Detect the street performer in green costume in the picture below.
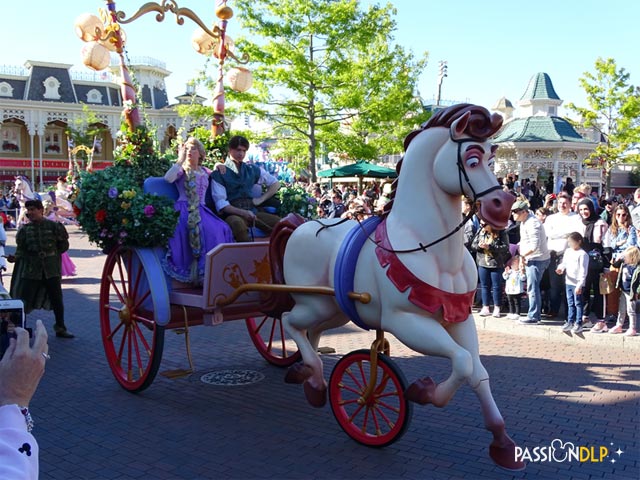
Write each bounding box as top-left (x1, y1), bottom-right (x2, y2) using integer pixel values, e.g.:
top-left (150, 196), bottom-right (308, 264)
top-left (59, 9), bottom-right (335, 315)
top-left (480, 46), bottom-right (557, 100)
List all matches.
top-left (6, 199), bottom-right (74, 338)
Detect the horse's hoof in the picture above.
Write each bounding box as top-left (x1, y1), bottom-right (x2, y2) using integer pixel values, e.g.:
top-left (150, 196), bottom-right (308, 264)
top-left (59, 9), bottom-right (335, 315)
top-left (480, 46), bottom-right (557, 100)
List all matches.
top-left (303, 381), bottom-right (327, 408)
top-left (284, 363), bottom-right (313, 384)
top-left (489, 438), bottom-right (526, 471)
top-left (405, 377), bottom-right (436, 405)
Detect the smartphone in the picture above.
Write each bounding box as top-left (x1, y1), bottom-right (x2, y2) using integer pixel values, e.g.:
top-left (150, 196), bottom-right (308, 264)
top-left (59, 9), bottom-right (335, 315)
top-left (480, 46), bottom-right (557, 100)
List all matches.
top-left (0, 299), bottom-right (25, 359)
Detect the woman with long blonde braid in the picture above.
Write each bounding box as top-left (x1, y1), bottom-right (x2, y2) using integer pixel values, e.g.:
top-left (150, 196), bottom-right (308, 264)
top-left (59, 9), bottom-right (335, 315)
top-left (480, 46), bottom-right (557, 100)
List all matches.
top-left (163, 137), bottom-right (234, 284)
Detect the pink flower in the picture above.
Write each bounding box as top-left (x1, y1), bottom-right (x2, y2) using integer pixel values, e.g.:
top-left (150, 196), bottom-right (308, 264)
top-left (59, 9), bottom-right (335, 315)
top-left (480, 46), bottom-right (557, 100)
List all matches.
top-left (143, 205), bottom-right (155, 217)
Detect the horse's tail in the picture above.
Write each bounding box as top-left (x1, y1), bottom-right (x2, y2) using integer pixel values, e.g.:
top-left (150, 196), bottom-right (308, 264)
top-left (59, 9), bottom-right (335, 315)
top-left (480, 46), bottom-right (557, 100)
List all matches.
top-left (261, 213), bottom-right (306, 318)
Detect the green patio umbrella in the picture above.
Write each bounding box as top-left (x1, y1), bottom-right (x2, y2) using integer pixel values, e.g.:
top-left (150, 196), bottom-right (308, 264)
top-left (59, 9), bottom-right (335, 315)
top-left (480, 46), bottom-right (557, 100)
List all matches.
top-left (317, 160), bottom-right (397, 192)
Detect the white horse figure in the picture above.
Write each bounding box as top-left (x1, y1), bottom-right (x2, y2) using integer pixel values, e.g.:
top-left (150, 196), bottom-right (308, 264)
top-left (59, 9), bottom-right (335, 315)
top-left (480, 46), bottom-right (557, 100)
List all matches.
top-left (278, 104), bottom-right (522, 470)
top-left (14, 176), bottom-right (39, 227)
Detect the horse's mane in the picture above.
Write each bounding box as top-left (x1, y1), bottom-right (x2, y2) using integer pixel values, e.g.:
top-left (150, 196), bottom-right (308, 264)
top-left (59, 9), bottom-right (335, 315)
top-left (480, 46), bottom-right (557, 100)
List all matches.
top-left (382, 104), bottom-right (503, 218)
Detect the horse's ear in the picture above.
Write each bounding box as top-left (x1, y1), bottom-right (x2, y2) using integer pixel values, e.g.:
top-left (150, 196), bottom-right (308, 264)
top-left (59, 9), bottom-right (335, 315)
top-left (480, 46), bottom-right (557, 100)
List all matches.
top-left (450, 111), bottom-right (471, 140)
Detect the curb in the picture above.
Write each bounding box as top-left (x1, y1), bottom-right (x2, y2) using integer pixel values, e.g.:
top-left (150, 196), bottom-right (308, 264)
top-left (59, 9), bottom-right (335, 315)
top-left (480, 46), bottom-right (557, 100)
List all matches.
top-left (473, 314), bottom-right (640, 351)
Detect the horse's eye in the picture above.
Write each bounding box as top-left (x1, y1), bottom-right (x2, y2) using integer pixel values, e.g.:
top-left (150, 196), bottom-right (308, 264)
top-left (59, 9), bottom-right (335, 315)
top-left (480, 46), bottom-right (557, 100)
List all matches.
top-left (487, 156), bottom-right (495, 168)
top-left (466, 156), bottom-right (480, 168)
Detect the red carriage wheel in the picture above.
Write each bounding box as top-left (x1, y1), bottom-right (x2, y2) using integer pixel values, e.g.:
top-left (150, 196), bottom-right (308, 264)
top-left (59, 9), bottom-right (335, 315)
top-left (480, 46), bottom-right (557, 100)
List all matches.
top-left (329, 349), bottom-right (412, 447)
top-left (246, 315), bottom-right (301, 367)
top-left (100, 247), bottom-right (167, 392)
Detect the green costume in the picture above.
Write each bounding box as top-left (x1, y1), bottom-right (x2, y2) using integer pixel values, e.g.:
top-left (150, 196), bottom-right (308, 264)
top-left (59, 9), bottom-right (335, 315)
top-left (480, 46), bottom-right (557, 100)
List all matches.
top-left (10, 219), bottom-right (69, 315)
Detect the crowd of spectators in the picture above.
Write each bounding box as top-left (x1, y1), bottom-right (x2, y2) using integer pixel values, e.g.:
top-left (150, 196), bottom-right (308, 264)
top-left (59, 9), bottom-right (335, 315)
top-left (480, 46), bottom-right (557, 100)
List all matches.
top-left (465, 173), bottom-right (640, 337)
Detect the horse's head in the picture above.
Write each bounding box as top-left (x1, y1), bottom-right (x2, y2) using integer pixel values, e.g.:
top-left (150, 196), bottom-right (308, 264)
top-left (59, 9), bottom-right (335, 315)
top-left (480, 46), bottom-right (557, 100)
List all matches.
top-left (396, 104), bottom-right (513, 230)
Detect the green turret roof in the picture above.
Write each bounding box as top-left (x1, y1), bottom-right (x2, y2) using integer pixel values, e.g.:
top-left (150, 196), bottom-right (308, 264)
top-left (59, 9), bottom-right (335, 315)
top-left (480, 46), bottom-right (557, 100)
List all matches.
top-left (493, 116), bottom-right (592, 143)
top-left (520, 72), bottom-right (560, 101)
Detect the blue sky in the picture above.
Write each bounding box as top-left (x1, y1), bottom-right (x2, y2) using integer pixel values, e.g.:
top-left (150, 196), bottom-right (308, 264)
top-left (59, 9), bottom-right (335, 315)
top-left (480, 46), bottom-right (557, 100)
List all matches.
top-left (3, 0), bottom-right (638, 117)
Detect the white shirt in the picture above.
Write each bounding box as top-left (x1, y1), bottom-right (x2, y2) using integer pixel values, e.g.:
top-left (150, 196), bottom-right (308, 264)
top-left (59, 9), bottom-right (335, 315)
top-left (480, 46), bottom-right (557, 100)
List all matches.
top-left (519, 213), bottom-right (550, 261)
top-left (558, 248), bottom-right (589, 289)
top-left (210, 159), bottom-right (278, 212)
top-left (0, 404), bottom-right (39, 480)
top-left (544, 211), bottom-right (581, 254)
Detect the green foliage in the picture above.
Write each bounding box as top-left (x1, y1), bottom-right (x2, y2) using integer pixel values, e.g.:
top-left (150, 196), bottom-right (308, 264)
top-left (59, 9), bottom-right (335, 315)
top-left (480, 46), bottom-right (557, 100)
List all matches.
top-left (233, 0), bottom-right (429, 180)
top-left (278, 184), bottom-right (316, 219)
top-left (567, 58), bottom-right (640, 187)
top-left (188, 126), bottom-right (231, 169)
top-left (74, 167), bottom-right (178, 252)
top-left (75, 122), bottom-right (177, 251)
top-left (65, 104), bottom-right (108, 160)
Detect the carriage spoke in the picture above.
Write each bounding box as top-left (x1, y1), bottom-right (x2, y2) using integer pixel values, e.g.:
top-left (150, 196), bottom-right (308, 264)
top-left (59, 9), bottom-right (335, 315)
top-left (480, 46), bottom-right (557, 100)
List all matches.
top-left (266, 317), bottom-right (277, 353)
top-left (339, 382), bottom-right (363, 396)
top-left (348, 403), bottom-right (365, 423)
top-left (338, 398), bottom-right (360, 406)
top-left (116, 255), bottom-right (128, 300)
top-left (253, 315), bottom-right (269, 335)
top-left (376, 400), bottom-right (400, 414)
top-left (131, 325), bottom-right (144, 378)
top-left (374, 372), bottom-right (392, 394)
top-left (127, 325), bottom-right (133, 382)
top-left (376, 391), bottom-right (400, 399)
top-left (357, 361), bottom-right (368, 388)
top-left (370, 405), bottom-right (383, 435)
top-left (278, 318), bottom-right (288, 358)
top-left (131, 264), bottom-right (143, 302)
top-left (131, 314), bottom-right (155, 329)
top-left (108, 275), bottom-right (126, 305)
top-left (106, 304), bottom-right (123, 313)
top-left (116, 325), bottom-right (128, 367)
top-left (107, 320), bottom-right (125, 341)
top-left (345, 368), bottom-right (365, 391)
top-left (361, 406), bottom-right (370, 434)
top-left (131, 290), bottom-right (152, 312)
top-left (373, 404), bottom-right (395, 429)
top-left (132, 320), bottom-right (152, 354)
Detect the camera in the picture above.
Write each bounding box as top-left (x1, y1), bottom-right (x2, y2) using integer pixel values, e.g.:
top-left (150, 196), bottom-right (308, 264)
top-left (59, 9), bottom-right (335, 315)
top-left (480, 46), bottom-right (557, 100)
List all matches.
top-left (0, 299), bottom-right (25, 359)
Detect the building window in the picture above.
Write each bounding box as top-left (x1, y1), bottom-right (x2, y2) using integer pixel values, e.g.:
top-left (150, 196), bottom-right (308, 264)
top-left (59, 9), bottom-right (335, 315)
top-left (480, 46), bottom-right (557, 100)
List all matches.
top-left (548, 106), bottom-right (557, 116)
top-left (1, 124), bottom-right (21, 152)
top-left (0, 82), bottom-right (13, 97)
top-left (86, 88), bottom-right (103, 104)
top-left (43, 76), bottom-right (61, 100)
top-left (44, 127), bottom-right (63, 154)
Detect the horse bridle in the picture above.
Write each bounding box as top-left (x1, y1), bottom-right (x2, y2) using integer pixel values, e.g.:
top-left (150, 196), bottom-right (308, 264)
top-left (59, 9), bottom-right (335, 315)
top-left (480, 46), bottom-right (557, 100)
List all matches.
top-left (315, 134), bottom-right (503, 254)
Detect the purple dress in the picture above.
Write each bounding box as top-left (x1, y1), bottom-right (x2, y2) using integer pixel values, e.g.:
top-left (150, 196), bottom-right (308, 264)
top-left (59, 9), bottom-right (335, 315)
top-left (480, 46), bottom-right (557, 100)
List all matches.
top-left (163, 166), bottom-right (234, 283)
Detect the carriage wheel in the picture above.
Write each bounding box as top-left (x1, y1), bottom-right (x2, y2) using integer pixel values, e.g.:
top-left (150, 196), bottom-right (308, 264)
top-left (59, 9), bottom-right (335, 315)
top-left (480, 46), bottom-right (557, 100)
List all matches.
top-left (246, 315), bottom-right (301, 367)
top-left (100, 247), bottom-right (166, 392)
top-left (329, 349), bottom-right (412, 447)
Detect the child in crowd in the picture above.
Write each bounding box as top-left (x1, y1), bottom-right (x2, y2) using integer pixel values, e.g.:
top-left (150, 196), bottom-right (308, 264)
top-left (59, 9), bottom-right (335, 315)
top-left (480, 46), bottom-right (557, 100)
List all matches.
top-left (610, 246), bottom-right (640, 336)
top-left (556, 232), bottom-right (589, 333)
top-left (502, 255), bottom-right (526, 319)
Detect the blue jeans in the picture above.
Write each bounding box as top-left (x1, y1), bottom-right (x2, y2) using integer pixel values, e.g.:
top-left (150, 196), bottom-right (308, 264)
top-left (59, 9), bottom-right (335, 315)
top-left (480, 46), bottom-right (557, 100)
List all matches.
top-left (525, 258), bottom-right (550, 321)
top-left (478, 266), bottom-right (504, 307)
top-left (566, 285), bottom-right (584, 324)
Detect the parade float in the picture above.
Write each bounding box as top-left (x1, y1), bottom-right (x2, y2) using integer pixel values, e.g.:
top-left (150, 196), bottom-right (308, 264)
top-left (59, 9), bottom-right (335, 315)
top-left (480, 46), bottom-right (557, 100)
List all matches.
top-left (74, 0), bottom-right (524, 471)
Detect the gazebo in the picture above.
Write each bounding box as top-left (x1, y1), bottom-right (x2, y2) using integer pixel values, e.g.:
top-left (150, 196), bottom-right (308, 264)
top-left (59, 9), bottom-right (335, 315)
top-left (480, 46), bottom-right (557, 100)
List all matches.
top-left (317, 160), bottom-right (397, 192)
top-left (492, 72), bottom-right (600, 193)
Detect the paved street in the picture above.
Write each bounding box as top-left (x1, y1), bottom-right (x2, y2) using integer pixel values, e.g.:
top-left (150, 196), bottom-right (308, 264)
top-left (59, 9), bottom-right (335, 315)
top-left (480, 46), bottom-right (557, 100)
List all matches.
top-left (2, 227), bottom-right (639, 480)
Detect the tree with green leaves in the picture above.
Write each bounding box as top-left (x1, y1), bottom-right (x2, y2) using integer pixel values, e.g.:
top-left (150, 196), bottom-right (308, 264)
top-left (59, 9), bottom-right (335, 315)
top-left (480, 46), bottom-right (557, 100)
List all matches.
top-left (567, 57), bottom-right (640, 188)
top-left (233, 0), bottom-right (428, 181)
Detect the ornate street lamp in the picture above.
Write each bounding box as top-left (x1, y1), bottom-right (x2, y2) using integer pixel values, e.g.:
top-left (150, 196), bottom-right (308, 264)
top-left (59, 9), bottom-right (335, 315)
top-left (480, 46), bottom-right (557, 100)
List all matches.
top-left (74, 0), bottom-right (251, 137)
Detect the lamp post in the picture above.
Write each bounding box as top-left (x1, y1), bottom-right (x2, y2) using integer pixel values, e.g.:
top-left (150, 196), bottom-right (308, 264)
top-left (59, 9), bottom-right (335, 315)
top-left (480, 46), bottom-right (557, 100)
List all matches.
top-left (74, 0), bottom-right (251, 137)
top-left (435, 60), bottom-right (448, 107)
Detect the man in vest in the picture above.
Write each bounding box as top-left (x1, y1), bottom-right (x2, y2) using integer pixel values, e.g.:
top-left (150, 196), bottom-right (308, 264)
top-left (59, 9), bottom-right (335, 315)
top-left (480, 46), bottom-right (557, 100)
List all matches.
top-left (209, 135), bottom-right (281, 242)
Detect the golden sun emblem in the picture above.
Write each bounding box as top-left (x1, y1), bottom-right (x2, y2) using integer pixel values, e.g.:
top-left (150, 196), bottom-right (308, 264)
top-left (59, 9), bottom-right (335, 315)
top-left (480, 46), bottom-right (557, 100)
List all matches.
top-left (222, 264), bottom-right (247, 289)
top-left (250, 254), bottom-right (271, 284)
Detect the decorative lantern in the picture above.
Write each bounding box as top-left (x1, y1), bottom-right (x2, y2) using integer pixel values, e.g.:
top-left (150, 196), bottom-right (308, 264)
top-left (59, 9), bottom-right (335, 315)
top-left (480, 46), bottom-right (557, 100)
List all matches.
top-left (74, 13), bottom-right (103, 42)
top-left (227, 67), bottom-right (252, 92)
top-left (81, 41), bottom-right (111, 71)
top-left (191, 28), bottom-right (216, 54)
top-left (216, 4), bottom-right (234, 20)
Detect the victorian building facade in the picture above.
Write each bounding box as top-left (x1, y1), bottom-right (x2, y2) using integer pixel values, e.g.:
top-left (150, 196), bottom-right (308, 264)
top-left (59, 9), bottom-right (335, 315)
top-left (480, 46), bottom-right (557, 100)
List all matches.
top-left (492, 72), bottom-right (601, 194)
top-left (0, 58), bottom-right (203, 189)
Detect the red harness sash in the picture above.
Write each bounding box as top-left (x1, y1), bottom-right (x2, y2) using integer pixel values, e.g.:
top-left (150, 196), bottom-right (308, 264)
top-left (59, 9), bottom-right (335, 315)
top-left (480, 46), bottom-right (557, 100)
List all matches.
top-left (375, 220), bottom-right (474, 323)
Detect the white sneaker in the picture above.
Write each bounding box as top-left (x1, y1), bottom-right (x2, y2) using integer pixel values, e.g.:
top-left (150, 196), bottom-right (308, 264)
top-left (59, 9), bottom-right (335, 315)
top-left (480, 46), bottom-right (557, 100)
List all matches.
top-left (493, 307), bottom-right (502, 318)
top-left (479, 306), bottom-right (491, 316)
top-left (507, 313), bottom-right (518, 320)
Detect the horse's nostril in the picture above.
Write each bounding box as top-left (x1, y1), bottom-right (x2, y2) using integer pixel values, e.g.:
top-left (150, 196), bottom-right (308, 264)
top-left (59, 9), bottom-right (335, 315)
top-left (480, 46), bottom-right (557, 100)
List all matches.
top-left (492, 198), bottom-right (501, 208)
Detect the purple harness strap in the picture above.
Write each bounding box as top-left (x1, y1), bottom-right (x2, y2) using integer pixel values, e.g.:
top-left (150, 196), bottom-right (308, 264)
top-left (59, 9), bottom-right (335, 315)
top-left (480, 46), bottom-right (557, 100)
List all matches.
top-left (333, 216), bottom-right (382, 331)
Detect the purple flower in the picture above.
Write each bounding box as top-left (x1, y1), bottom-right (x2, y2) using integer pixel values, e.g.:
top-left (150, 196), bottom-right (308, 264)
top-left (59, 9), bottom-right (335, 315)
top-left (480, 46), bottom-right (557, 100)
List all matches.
top-left (119, 231), bottom-right (128, 238)
top-left (108, 187), bottom-right (118, 198)
top-left (143, 205), bottom-right (155, 217)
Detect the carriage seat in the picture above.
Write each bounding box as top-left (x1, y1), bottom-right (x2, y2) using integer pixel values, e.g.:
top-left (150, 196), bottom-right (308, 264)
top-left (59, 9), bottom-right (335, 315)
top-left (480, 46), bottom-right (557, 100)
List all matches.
top-left (143, 177), bottom-right (179, 201)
